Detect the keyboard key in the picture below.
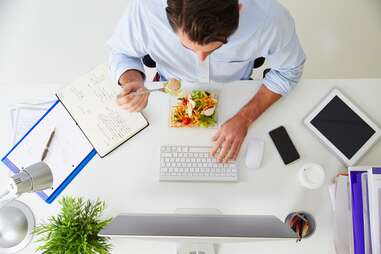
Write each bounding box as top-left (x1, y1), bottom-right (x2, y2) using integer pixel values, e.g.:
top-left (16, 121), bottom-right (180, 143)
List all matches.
top-left (188, 147), bottom-right (210, 153)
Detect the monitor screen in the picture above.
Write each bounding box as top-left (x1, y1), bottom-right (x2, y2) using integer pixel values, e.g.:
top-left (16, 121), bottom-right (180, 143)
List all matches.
top-left (310, 96), bottom-right (376, 159)
top-left (100, 214), bottom-right (296, 239)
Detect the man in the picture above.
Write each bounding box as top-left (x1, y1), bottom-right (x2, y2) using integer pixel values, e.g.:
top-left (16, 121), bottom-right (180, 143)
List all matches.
top-left (108, 0), bottom-right (305, 163)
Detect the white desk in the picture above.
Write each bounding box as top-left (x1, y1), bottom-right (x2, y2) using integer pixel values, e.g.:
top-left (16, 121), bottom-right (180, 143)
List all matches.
top-left (0, 79), bottom-right (381, 254)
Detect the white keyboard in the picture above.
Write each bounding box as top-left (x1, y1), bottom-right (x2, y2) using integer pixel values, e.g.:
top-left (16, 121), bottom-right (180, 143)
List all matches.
top-left (160, 145), bottom-right (238, 182)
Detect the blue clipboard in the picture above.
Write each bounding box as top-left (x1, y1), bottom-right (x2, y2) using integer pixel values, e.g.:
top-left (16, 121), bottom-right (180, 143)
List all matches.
top-left (1, 100), bottom-right (97, 204)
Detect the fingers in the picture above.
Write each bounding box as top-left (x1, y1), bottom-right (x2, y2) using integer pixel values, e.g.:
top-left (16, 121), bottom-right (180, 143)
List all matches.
top-left (117, 92), bottom-right (134, 106)
top-left (129, 93), bottom-right (148, 112)
top-left (117, 86), bottom-right (149, 112)
top-left (211, 135), bottom-right (224, 157)
top-left (212, 135), bottom-right (244, 163)
top-left (212, 130), bottom-right (221, 142)
top-left (232, 141), bottom-right (243, 160)
top-left (211, 114), bottom-right (248, 162)
top-left (120, 81), bottom-right (144, 93)
top-left (224, 140), bottom-right (240, 163)
top-left (217, 139), bottom-right (233, 163)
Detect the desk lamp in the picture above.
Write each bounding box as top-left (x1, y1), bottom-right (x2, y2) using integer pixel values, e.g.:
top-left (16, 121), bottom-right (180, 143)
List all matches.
top-left (0, 161), bottom-right (53, 253)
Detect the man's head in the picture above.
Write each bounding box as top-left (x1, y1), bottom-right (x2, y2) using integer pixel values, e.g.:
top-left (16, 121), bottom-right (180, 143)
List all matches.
top-left (166, 0), bottom-right (240, 61)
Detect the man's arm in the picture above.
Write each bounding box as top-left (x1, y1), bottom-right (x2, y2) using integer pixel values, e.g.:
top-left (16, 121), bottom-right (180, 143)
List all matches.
top-left (108, 0), bottom-right (150, 84)
top-left (211, 85), bottom-right (281, 162)
top-left (108, 0), bottom-right (152, 111)
top-left (260, 2), bottom-right (305, 95)
top-left (236, 85), bottom-right (281, 124)
top-left (211, 3), bottom-right (305, 162)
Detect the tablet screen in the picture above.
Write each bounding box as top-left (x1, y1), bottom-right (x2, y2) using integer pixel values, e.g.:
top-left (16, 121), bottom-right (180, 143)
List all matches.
top-left (310, 96), bottom-right (376, 159)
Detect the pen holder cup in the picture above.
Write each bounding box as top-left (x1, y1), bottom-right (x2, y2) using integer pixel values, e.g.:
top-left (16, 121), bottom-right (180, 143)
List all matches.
top-left (285, 212), bottom-right (316, 240)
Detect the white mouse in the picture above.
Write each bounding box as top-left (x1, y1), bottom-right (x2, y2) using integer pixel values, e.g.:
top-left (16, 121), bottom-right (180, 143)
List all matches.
top-left (245, 138), bottom-right (265, 169)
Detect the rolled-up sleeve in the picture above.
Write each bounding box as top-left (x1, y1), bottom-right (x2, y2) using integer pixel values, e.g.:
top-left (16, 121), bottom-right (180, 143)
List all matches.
top-left (260, 3), bottom-right (306, 95)
top-left (107, 0), bottom-right (148, 84)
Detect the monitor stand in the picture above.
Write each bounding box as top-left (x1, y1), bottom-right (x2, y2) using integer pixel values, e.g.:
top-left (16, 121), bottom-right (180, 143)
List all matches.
top-left (175, 208), bottom-right (222, 254)
top-left (178, 243), bottom-right (215, 254)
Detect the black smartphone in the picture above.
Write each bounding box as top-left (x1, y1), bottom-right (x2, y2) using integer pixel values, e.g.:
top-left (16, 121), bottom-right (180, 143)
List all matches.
top-left (269, 126), bottom-right (300, 165)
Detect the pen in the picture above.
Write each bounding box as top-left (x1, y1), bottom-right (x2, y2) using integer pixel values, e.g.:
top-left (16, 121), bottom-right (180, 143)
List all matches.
top-left (41, 128), bottom-right (56, 161)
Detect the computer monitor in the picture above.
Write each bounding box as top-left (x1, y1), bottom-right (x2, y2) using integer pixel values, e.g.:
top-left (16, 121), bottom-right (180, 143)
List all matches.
top-left (99, 212), bottom-right (297, 254)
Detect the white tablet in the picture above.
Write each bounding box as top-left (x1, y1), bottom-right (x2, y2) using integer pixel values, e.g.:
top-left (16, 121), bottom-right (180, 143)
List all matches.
top-left (304, 89), bottom-right (381, 166)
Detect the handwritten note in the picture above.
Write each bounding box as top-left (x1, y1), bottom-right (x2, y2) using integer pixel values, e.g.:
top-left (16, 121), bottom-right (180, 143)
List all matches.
top-left (56, 65), bottom-right (148, 157)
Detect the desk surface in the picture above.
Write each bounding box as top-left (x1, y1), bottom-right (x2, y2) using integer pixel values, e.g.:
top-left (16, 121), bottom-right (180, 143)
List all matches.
top-left (0, 79), bottom-right (380, 254)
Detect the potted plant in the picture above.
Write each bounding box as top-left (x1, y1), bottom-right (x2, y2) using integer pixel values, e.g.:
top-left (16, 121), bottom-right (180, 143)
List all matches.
top-left (33, 197), bottom-right (112, 254)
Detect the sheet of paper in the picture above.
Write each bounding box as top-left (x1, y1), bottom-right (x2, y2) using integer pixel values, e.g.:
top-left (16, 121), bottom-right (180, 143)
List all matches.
top-left (7, 102), bottom-right (94, 197)
top-left (12, 104), bottom-right (54, 144)
top-left (333, 175), bottom-right (352, 254)
top-left (368, 170), bottom-right (381, 254)
top-left (10, 107), bottom-right (16, 129)
top-left (328, 182), bottom-right (336, 211)
top-left (56, 65), bottom-right (148, 157)
top-left (361, 174), bottom-right (372, 254)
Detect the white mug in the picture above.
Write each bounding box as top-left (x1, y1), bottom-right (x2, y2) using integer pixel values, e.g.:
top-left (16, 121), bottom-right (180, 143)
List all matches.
top-left (298, 163), bottom-right (326, 189)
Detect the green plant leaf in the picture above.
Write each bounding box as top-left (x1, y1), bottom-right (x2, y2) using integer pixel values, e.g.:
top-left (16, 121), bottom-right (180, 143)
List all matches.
top-left (33, 197), bottom-right (112, 254)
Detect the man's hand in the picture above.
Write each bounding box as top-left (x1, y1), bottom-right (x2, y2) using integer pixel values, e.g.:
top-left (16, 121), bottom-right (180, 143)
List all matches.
top-left (211, 85), bottom-right (282, 163)
top-left (117, 70), bottom-right (149, 112)
top-left (211, 113), bottom-right (251, 163)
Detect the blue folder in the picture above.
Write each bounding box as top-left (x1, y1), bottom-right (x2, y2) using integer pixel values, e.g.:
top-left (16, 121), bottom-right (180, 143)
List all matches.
top-left (1, 100), bottom-right (97, 204)
top-left (349, 167), bottom-right (381, 254)
top-left (350, 169), bottom-right (367, 254)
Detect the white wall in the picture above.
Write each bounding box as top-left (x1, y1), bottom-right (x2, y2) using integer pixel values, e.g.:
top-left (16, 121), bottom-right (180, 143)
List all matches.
top-left (281, 0), bottom-right (381, 79)
top-left (0, 0), bottom-right (127, 85)
top-left (0, 0), bottom-right (380, 85)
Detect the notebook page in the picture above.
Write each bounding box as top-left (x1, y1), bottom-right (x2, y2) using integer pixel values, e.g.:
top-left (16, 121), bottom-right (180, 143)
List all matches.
top-left (56, 65), bottom-right (148, 157)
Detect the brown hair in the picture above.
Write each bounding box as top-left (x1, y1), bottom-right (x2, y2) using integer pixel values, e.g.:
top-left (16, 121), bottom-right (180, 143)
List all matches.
top-left (166, 0), bottom-right (239, 45)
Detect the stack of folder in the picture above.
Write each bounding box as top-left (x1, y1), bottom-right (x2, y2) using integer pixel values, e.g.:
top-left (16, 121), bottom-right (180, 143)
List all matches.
top-left (349, 166), bottom-right (381, 254)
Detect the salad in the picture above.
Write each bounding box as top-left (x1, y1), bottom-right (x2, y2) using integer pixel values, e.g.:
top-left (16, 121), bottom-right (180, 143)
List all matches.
top-left (170, 90), bottom-right (218, 128)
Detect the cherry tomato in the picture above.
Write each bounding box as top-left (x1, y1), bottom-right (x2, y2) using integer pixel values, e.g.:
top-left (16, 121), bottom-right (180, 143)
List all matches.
top-left (182, 117), bottom-right (191, 125)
